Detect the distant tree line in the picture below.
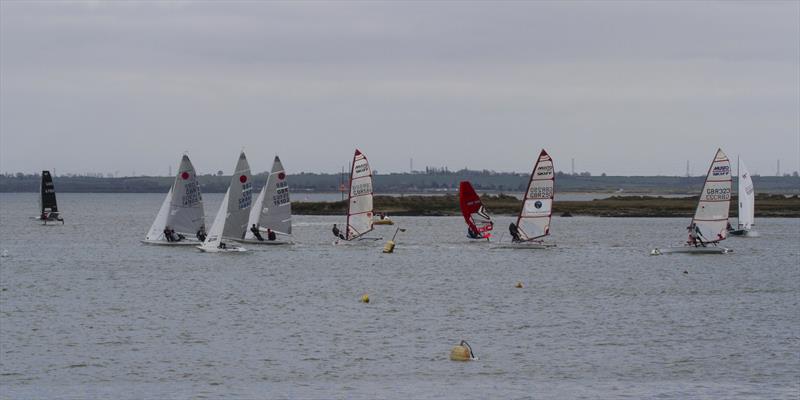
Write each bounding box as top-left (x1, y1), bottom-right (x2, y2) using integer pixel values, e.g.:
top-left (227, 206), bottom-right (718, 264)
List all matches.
top-left (2, 169), bottom-right (799, 194)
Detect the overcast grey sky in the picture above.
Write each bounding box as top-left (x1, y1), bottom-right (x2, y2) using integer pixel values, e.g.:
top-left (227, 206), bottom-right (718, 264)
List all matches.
top-left (1, 0), bottom-right (798, 176)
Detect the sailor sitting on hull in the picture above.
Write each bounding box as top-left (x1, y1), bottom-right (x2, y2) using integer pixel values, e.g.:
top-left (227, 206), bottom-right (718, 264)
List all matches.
top-left (687, 223), bottom-right (708, 247)
top-left (332, 224), bottom-right (345, 240)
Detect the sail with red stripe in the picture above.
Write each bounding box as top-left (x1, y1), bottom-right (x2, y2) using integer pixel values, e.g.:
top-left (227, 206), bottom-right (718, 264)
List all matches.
top-left (459, 181), bottom-right (493, 239)
top-left (516, 149), bottom-right (554, 241)
top-left (346, 149), bottom-right (374, 240)
top-left (690, 148), bottom-right (731, 244)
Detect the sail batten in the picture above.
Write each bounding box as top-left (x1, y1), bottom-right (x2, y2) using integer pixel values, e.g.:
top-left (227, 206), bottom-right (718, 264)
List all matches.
top-left (516, 149), bottom-right (554, 241)
top-left (345, 149), bottom-right (374, 240)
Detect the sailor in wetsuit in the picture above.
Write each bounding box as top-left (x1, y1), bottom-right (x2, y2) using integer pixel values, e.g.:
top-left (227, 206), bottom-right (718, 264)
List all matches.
top-left (251, 224), bottom-right (265, 241)
top-left (509, 223), bottom-right (522, 243)
top-left (687, 223), bottom-right (706, 247)
top-left (267, 228), bottom-right (276, 241)
top-left (332, 224), bottom-right (345, 240)
top-left (467, 227), bottom-right (480, 239)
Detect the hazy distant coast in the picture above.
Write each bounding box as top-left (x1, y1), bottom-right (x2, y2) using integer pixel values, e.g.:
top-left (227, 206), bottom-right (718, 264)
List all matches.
top-left (295, 194), bottom-right (800, 218)
top-left (2, 172), bottom-right (799, 195)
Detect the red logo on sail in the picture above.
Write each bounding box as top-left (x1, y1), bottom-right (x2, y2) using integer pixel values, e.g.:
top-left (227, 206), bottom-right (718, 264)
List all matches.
top-left (278, 172), bottom-right (286, 180)
top-left (239, 175), bottom-right (247, 183)
top-left (181, 172), bottom-right (190, 180)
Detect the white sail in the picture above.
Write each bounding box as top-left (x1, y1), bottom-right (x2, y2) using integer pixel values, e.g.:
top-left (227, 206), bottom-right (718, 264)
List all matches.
top-left (245, 156), bottom-right (291, 239)
top-left (144, 187), bottom-right (173, 241)
top-left (201, 188), bottom-right (230, 251)
top-left (691, 148), bottom-right (732, 243)
top-left (737, 158), bottom-right (755, 230)
top-left (167, 155), bottom-right (205, 235)
top-left (222, 151), bottom-right (253, 240)
top-left (346, 149), bottom-right (374, 240)
top-left (516, 149), bottom-right (554, 241)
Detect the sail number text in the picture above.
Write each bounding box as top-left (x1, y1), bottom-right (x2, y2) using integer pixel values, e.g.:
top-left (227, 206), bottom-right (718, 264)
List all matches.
top-left (351, 182), bottom-right (372, 196)
top-left (182, 181), bottom-right (202, 206)
top-left (705, 187), bottom-right (730, 201)
top-left (272, 181), bottom-right (290, 206)
top-left (528, 186), bottom-right (553, 199)
top-left (239, 182), bottom-right (253, 209)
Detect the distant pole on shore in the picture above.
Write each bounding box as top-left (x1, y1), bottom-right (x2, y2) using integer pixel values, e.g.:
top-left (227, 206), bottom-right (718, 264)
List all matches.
top-left (686, 160), bottom-right (690, 177)
top-left (777, 159), bottom-right (781, 176)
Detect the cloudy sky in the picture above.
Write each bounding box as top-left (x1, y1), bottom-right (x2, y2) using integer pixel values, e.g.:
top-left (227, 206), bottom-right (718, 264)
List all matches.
top-left (1, 1), bottom-right (798, 176)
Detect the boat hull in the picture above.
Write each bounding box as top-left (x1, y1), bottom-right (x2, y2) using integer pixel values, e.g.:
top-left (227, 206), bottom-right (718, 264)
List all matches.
top-left (141, 239), bottom-right (201, 246)
top-left (234, 238), bottom-right (294, 245)
top-left (373, 219), bottom-right (394, 225)
top-left (196, 245), bottom-right (247, 253)
top-left (728, 229), bottom-right (760, 238)
top-left (492, 241), bottom-right (556, 250)
top-left (651, 246), bottom-right (732, 255)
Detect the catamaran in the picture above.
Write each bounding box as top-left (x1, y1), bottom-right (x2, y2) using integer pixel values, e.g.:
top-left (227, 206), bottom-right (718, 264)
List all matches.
top-left (652, 148), bottom-right (733, 255)
top-left (458, 181), bottom-right (493, 241)
top-left (38, 170), bottom-right (64, 224)
top-left (497, 149), bottom-right (556, 249)
top-left (143, 155), bottom-right (205, 245)
top-left (333, 149), bottom-right (381, 244)
top-left (728, 157), bottom-right (759, 237)
top-left (237, 155), bottom-right (293, 245)
top-left (198, 151), bottom-right (252, 253)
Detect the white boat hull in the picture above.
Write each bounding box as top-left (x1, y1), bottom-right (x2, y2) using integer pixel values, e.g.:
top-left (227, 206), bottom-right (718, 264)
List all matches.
top-left (197, 245), bottom-right (247, 253)
top-left (141, 239), bottom-right (201, 246)
top-left (650, 246), bottom-right (732, 255)
top-left (492, 241), bottom-right (556, 250)
top-left (728, 229), bottom-right (760, 238)
top-left (234, 238), bottom-right (294, 245)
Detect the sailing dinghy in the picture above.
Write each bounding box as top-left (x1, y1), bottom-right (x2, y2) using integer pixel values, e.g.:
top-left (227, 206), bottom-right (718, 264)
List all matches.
top-left (142, 155), bottom-right (205, 245)
top-left (495, 149), bottom-right (556, 249)
top-left (237, 155), bottom-right (293, 245)
top-left (651, 148), bottom-right (733, 255)
top-left (728, 157), bottom-right (759, 237)
top-left (458, 181), bottom-right (493, 241)
top-left (334, 149), bottom-right (382, 245)
top-left (38, 170), bottom-right (64, 224)
top-left (198, 151), bottom-right (252, 253)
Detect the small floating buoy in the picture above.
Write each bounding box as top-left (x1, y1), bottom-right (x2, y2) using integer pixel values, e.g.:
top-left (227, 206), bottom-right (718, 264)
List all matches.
top-left (449, 340), bottom-right (476, 361)
top-left (515, 281), bottom-right (523, 288)
top-left (650, 248), bottom-right (662, 256)
top-left (382, 240), bottom-right (395, 253)
top-left (683, 270), bottom-right (688, 274)
top-left (360, 293), bottom-right (370, 303)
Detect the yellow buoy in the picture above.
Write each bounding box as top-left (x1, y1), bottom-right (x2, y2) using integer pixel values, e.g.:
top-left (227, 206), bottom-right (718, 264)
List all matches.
top-left (449, 340), bottom-right (475, 361)
top-left (360, 293), bottom-right (370, 303)
top-left (382, 240), bottom-right (395, 253)
top-left (515, 281), bottom-right (523, 288)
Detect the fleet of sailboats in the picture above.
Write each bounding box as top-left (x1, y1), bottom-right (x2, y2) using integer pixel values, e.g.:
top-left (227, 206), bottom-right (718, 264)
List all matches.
top-left (35, 146), bottom-right (762, 255)
top-left (652, 148), bottom-right (733, 255)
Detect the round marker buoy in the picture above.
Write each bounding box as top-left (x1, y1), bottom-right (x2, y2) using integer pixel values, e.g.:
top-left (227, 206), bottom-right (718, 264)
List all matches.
top-left (515, 281), bottom-right (523, 288)
top-left (449, 340), bottom-right (476, 361)
top-left (360, 294), bottom-right (370, 303)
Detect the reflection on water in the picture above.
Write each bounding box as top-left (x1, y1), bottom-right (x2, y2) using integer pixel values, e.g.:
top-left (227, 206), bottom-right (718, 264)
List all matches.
top-left (1, 193), bottom-right (798, 399)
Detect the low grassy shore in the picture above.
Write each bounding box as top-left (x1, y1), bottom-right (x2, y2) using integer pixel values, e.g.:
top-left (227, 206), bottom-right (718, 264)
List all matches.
top-left (293, 194), bottom-right (800, 217)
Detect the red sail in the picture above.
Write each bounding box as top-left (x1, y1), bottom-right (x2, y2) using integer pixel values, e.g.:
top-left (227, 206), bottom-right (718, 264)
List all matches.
top-left (458, 181), bottom-right (493, 238)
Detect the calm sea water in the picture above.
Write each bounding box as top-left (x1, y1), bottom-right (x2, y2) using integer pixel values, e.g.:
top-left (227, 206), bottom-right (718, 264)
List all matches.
top-left (1, 193), bottom-right (798, 399)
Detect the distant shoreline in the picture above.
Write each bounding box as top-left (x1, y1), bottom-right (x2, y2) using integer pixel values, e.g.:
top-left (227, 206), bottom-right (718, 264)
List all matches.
top-left (293, 194), bottom-right (800, 218)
